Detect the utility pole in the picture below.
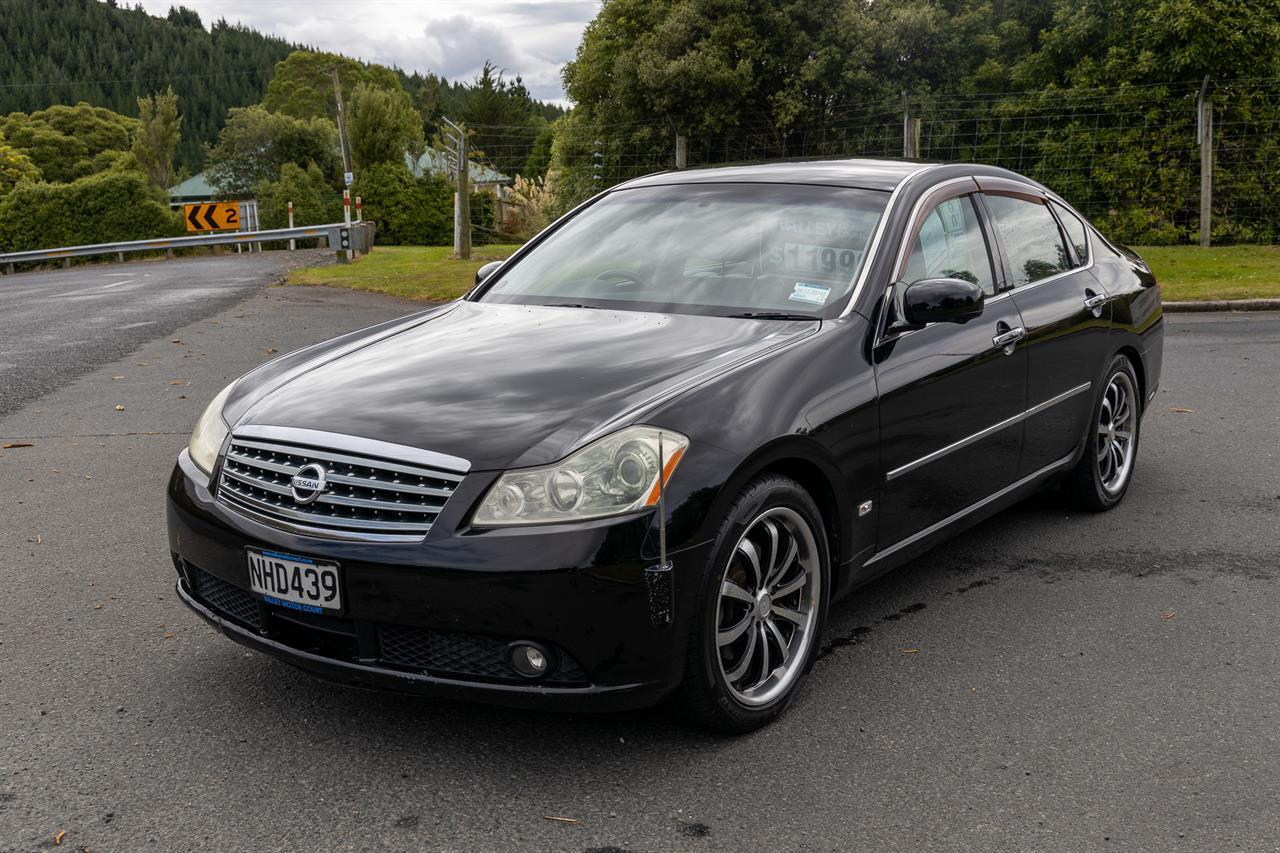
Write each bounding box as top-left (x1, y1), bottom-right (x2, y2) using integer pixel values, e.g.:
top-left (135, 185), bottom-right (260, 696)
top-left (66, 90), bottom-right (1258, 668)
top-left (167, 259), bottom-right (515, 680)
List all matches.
top-left (328, 66), bottom-right (354, 188)
top-left (901, 91), bottom-right (911, 158)
top-left (442, 117), bottom-right (471, 259)
top-left (1196, 76), bottom-right (1213, 248)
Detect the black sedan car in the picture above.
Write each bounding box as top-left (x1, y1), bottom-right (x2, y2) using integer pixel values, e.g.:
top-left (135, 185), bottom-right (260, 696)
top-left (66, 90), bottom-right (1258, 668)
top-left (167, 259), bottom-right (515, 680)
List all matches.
top-left (169, 159), bottom-right (1162, 732)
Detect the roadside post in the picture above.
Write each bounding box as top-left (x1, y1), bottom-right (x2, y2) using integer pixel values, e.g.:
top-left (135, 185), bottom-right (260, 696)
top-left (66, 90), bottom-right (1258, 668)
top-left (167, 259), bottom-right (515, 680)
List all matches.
top-left (355, 197), bottom-right (362, 223)
top-left (342, 190), bottom-right (352, 261)
top-left (287, 201), bottom-right (295, 251)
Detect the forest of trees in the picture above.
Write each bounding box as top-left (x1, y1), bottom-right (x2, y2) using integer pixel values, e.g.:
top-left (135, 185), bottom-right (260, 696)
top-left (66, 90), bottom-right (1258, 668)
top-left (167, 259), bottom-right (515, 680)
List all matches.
top-left (0, 0), bottom-right (565, 175)
top-left (3, 0), bottom-right (1280, 248)
top-left (550, 0), bottom-right (1280, 243)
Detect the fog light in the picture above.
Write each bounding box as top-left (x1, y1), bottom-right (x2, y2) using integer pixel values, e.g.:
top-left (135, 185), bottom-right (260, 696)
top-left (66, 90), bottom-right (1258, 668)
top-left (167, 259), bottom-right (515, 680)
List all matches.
top-left (507, 641), bottom-right (555, 679)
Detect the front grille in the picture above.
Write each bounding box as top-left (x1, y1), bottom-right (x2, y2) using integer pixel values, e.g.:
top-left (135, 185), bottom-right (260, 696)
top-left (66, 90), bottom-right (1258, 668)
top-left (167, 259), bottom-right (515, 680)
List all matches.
top-left (216, 433), bottom-right (463, 539)
top-left (379, 625), bottom-right (589, 686)
top-left (192, 568), bottom-right (260, 629)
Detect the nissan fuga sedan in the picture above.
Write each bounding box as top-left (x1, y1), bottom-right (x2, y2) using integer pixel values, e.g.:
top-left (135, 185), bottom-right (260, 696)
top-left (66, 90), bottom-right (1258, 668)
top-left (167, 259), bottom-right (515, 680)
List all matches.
top-left (169, 159), bottom-right (1162, 732)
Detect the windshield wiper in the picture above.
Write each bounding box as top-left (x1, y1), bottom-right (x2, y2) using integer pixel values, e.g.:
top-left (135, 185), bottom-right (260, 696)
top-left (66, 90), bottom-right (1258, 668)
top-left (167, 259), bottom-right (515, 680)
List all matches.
top-left (723, 312), bottom-right (818, 320)
top-left (534, 302), bottom-right (601, 310)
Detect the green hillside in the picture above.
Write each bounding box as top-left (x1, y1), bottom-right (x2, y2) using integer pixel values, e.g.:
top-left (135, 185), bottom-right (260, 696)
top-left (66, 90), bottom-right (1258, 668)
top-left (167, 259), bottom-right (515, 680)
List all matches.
top-left (0, 0), bottom-right (300, 170)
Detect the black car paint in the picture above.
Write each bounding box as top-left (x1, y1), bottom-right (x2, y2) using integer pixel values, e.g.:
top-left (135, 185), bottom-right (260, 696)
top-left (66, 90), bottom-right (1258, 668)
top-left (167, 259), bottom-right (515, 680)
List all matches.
top-left (169, 159), bottom-right (1163, 710)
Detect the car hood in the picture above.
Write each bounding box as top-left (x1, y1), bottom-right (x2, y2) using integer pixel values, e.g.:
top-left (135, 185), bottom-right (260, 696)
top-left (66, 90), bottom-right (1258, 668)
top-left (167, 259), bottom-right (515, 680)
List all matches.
top-left (235, 301), bottom-right (817, 470)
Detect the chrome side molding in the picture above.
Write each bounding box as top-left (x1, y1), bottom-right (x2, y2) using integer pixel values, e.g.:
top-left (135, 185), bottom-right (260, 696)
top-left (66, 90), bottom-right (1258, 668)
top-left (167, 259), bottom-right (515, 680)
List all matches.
top-left (886, 382), bottom-right (1091, 482)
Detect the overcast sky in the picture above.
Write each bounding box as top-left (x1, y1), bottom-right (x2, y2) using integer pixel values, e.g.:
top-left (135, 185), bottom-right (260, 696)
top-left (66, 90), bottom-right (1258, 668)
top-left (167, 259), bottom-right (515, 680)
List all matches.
top-left (131, 0), bottom-right (600, 104)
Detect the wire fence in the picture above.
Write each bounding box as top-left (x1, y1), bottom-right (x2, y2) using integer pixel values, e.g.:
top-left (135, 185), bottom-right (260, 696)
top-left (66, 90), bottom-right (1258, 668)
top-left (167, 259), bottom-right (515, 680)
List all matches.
top-left (470, 77), bottom-right (1280, 245)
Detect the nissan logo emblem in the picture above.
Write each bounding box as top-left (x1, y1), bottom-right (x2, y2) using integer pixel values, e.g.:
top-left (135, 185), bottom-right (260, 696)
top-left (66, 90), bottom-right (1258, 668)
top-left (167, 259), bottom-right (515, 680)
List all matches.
top-left (290, 463), bottom-right (328, 505)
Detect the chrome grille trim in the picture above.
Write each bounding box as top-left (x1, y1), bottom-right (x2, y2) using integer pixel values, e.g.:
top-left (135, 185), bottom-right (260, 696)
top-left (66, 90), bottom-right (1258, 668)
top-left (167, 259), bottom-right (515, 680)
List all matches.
top-left (215, 429), bottom-right (466, 541)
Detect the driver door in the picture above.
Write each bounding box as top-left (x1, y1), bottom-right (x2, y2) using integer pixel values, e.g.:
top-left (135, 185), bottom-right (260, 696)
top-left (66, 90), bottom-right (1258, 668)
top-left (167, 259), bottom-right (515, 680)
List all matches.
top-left (872, 184), bottom-right (1028, 549)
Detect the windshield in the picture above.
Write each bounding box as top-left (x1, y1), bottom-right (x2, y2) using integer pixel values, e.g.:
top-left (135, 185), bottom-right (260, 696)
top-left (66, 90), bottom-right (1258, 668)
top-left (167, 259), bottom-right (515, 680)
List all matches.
top-left (475, 183), bottom-right (888, 318)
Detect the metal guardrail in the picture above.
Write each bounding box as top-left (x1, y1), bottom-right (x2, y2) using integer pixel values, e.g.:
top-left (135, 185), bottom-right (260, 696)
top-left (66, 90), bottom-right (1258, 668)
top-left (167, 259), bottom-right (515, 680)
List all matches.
top-left (0, 222), bottom-right (374, 271)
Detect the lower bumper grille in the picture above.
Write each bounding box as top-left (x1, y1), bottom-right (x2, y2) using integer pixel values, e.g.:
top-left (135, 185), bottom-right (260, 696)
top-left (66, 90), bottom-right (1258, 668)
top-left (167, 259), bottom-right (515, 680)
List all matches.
top-left (192, 567), bottom-right (260, 629)
top-left (380, 625), bottom-right (589, 686)
top-left (184, 567), bottom-right (588, 687)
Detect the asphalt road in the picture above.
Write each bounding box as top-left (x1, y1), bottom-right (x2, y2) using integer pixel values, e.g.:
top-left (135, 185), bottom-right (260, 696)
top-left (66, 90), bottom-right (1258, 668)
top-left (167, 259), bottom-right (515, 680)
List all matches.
top-left (0, 252), bottom-right (330, 418)
top-left (1, 272), bottom-right (1278, 851)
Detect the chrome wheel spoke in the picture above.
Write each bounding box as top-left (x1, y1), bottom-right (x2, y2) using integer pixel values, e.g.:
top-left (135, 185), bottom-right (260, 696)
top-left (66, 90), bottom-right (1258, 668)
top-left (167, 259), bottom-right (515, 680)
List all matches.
top-left (760, 519), bottom-right (780, 582)
top-left (772, 569), bottom-right (806, 598)
top-left (724, 620), bottom-right (758, 682)
top-left (771, 603), bottom-right (804, 626)
top-left (718, 612), bottom-right (753, 647)
top-left (721, 579), bottom-right (754, 605)
top-left (748, 624), bottom-right (772, 691)
top-left (765, 618), bottom-right (790, 664)
top-left (736, 539), bottom-right (764, 591)
top-left (766, 534), bottom-right (798, 590)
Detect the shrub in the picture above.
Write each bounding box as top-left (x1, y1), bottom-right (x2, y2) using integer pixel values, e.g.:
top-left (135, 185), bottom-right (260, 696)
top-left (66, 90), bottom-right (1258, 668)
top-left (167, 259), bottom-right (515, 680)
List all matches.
top-left (253, 161), bottom-right (341, 230)
top-left (350, 162), bottom-right (453, 245)
top-left (0, 170), bottom-right (180, 252)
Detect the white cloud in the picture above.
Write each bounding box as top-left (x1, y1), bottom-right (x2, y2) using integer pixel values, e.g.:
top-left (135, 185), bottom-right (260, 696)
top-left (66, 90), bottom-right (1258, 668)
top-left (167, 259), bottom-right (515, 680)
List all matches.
top-left (129, 0), bottom-right (597, 103)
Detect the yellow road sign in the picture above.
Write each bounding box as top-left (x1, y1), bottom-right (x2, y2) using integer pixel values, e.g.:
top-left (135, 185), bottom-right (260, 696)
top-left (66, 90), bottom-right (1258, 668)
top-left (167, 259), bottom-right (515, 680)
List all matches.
top-left (184, 202), bottom-right (240, 232)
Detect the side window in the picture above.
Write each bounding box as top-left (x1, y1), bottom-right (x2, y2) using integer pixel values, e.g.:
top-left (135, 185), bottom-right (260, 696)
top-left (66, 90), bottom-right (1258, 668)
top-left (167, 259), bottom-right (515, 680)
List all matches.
top-left (902, 196), bottom-right (995, 296)
top-left (1051, 200), bottom-right (1090, 265)
top-left (983, 194), bottom-right (1070, 287)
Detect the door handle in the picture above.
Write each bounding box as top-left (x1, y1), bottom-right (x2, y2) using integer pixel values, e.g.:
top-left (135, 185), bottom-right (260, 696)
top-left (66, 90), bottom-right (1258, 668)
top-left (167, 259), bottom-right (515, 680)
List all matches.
top-left (1084, 291), bottom-right (1107, 316)
top-left (992, 326), bottom-right (1026, 351)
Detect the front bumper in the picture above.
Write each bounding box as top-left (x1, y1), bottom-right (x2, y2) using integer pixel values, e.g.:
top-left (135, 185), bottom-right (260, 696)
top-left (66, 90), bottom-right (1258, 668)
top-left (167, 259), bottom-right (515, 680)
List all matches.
top-left (168, 451), bottom-right (713, 712)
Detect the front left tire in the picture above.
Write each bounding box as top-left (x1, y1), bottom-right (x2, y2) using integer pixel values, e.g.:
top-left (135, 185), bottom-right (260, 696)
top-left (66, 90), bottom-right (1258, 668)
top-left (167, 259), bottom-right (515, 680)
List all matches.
top-left (677, 474), bottom-right (830, 733)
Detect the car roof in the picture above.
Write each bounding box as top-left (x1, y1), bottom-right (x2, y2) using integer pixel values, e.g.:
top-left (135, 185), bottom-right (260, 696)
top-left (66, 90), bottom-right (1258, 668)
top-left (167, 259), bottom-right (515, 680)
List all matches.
top-left (616, 158), bottom-right (940, 192)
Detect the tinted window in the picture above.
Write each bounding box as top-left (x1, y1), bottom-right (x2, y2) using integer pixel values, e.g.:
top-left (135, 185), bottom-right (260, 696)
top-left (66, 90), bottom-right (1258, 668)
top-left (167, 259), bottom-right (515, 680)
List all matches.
top-left (479, 183), bottom-right (888, 318)
top-left (984, 194), bottom-right (1070, 286)
top-left (902, 196), bottom-right (995, 296)
top-left (1051, 200), bottom-right (1089, 265)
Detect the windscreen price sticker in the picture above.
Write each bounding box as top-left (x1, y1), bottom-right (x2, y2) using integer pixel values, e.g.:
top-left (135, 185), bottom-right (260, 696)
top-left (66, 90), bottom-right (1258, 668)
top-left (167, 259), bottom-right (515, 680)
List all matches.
top-left (765, 242), bottom-right (863, 279)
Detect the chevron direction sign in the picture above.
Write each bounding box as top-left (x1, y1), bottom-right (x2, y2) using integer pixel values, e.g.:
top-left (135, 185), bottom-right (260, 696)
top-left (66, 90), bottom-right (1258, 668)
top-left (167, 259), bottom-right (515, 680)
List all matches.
top-left (183, 202), bottom-right (240, 232)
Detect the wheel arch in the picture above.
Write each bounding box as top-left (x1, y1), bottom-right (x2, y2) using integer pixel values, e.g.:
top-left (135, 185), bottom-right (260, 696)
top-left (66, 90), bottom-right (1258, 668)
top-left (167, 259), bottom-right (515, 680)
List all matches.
top-left (700, 438), bottom-right (854, 571)
top-left (1115, 344), bottom-right (1146, 411)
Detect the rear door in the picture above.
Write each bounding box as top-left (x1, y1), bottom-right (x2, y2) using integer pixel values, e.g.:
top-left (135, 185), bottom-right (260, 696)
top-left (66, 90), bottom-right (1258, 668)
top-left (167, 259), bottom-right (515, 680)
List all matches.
top-left (873, 181), bottom-right (1028, 548)
top-left (978, 181), bottom-right (1112, 475)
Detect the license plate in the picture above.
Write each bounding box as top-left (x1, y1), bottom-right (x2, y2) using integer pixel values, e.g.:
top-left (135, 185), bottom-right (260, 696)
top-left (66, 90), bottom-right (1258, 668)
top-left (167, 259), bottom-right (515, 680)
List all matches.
top-left (246, 548), bottom-right (342, 613)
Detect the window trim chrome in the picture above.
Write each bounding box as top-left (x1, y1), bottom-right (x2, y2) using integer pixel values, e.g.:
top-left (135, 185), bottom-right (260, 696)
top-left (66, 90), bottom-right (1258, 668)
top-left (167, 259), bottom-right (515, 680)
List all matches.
top-left (885, 381), bottom-right (1092, 481)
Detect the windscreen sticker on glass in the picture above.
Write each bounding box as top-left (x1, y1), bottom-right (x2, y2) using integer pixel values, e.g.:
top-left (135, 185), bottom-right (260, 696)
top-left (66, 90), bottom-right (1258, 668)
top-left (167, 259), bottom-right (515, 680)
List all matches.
top-left (789, 282), bottom-right (831, 305)
top-left (762, 217), bottom-right (870, 283)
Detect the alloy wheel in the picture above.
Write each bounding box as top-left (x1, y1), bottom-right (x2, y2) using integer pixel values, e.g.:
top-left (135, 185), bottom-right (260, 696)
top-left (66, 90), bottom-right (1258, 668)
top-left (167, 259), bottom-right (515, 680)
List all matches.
top-left (1097, 371), bottom-right (1138, 494)
top-left (715, 506), bottom-right (821, 707)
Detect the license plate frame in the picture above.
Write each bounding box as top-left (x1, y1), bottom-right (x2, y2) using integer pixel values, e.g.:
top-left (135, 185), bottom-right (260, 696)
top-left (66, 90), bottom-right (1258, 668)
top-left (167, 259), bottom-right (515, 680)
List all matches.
top-left (245, 548), bottom-right (343, 615)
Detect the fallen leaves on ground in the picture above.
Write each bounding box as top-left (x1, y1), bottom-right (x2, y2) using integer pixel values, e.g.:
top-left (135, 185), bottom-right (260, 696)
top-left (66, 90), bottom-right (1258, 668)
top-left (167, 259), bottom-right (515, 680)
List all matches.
top-left (54, 830), bottom-right (66, 845)
top-left (543, 816), bottom-right (580, 825)
top-left (265, 347), bottom-right (278, 354)
top-left (1169, 407), bottom-right (1197, 413)
top-left (2, 441), bottom-right (33, 449)
top-left (114, 405), bottom-right (125, 411)
top-left (1162, 611), bottom-right (1178, 620)
top-left (901, 648), bottom-right (921, 654)
top-left (162, 631), bottom-right (175, 640)
top-left (111, 375), bottom-right (124, 380)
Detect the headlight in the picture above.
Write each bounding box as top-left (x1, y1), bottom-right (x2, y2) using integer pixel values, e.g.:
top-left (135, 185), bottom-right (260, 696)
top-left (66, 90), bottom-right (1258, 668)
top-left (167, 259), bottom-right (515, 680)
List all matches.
top-left (473, 426), bottom-right (690, 526)
top-left (188, 382), bottom-right (235, 474)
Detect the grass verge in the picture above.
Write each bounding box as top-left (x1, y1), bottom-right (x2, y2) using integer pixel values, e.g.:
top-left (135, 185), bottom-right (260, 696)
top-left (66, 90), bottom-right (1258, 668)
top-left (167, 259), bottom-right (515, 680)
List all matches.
top-left (289, 242), bottom-right (1280, 304)
top-left (1135, 245), bottom-right (1280, 302)
top-left (288, 244), bottom-right (522, 302)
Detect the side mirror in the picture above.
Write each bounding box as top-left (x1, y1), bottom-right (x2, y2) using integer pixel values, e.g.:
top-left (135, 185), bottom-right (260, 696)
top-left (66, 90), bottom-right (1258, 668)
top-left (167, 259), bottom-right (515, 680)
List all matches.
top-left (475, 260), bottom-right (504, 286)
top-left (901, 277), bottom-right (985, 325)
